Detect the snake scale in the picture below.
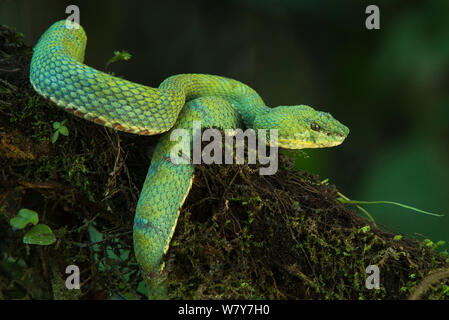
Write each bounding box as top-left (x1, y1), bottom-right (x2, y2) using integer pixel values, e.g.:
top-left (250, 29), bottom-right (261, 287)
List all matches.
top-left (29, 20), bottom-right (349, 297)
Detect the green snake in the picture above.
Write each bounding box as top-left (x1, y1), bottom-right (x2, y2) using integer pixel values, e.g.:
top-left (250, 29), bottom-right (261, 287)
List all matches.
top-left (29, 20), bottom-right (349, 297)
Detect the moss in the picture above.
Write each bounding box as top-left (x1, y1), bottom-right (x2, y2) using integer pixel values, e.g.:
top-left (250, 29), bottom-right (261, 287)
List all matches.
top-left (162, 161), bottom-right (448, 299)
top-left (0, 24), bottom-right (448, 300)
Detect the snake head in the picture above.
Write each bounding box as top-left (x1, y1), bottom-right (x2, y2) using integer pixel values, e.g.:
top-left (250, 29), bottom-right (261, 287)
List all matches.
top-left (253, 105), bottom-right (349, 149)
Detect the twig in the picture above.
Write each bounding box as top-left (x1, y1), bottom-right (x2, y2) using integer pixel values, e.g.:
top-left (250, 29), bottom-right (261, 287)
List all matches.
top-left (408, 269), bottom-right (449, 300)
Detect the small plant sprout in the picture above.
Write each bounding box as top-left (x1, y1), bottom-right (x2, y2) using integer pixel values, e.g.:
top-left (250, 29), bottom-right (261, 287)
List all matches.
top-left (105, 50), bottom-right (132, 71)
top-left (10, 208), bottom-right (56, 245)
top-left (359, 225), bottom-right (371, 233)
top-left (337, 192), bottom-right (444, 218)
top-left (52, 119), bottom-right (69, 143)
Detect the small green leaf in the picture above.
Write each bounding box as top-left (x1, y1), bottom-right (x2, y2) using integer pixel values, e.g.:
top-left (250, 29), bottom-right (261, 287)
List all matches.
top-left (442, 285), bottom-right (449, 296)
top-left (359, 225), bottom-right (371, 233)
top-left (105, 50), bottom-right (132, 70)
top-left (10, 217), bottom-right (28, 229)
top-left (58, 126), bottom-right (69, 136)
top-left (19, 209), bottom-right (39, 224)
top-left (10, 208), bottom-right (39, 229)
top-left (23, 224), bottom-right (56, 245)
top-left (136, 280), bottom-right (148, 297)
top-left (53, 121), bottom-right (60, 129)
top-left (52, 131), bottom-right (59, 144)
top-left (435, 240), bottom-right (446, 249)
top-left (423, 239), bottom-right (434, 247)
top-left (393, 235), bottom-right (402, 241)
top-left (88, 223), bottom-right (103, 253)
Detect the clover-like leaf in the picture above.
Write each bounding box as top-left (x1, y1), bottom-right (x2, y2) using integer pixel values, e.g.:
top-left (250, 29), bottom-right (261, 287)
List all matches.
top-left (52, 131), bottom-right (59, 144)
top-left (58, 126), bottom-right (69, 136)
top-left (10, 208), bottom-right (39, 229)
top-left (23, 224), bottom-right (56, 245)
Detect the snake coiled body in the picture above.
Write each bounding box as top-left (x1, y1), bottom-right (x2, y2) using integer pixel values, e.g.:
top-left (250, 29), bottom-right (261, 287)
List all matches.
top-left (30, 20), bottom-right (349, 297)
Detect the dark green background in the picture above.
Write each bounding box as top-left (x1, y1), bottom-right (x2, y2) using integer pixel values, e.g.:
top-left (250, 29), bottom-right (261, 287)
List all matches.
top-left (1, 0), bottom-right (448, 250)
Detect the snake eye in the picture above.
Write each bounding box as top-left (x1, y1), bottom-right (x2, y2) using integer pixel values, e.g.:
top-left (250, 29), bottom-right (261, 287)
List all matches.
top-left (310, 122), bottom-right (321, 132)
